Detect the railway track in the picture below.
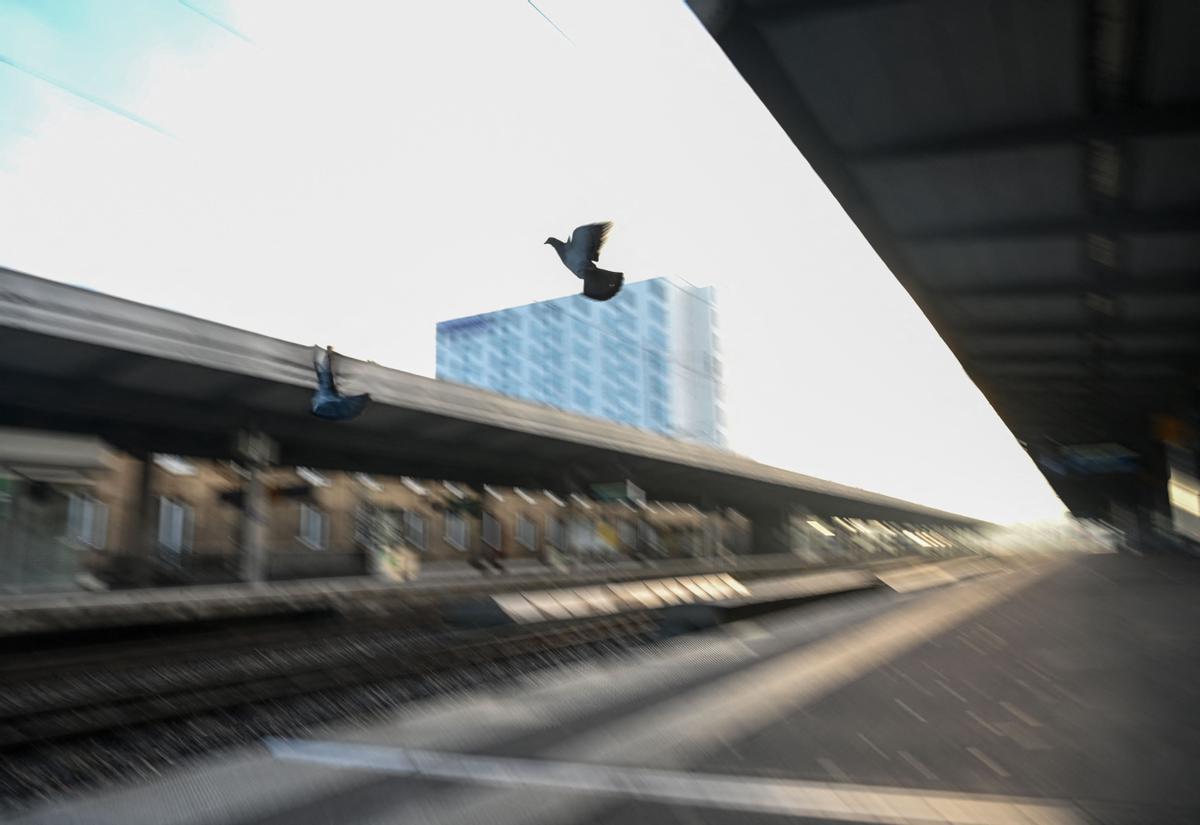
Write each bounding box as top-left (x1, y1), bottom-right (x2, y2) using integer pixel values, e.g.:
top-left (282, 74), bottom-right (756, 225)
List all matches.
top-left (0, 555), bottom-right (948, 810)
top-left (0, 610), bottom-right (439, 684)
top-left (0, 612), bottom-right (655, 752)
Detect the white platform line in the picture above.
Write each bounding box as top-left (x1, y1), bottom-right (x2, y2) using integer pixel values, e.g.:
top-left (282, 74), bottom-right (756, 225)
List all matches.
top-left (267, 739), bottom-right (1083, 825)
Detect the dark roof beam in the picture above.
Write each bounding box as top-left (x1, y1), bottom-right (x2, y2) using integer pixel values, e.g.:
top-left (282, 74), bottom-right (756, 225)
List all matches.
top-left (941, 272), bottom-right (1200, 298)
top-left (847, 106), bottom-right (1200, 162)
top-left (953, 319), bottom-right (1199, 336)
top-left (744, 0), bottom-right (905, 25)
top-left (901, 208), bottom-right (1200, 241)
top-left (972, 350), bottom-right (1200, 368)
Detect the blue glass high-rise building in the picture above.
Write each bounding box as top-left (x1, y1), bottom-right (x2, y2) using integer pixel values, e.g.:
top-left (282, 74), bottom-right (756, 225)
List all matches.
top-left (436, 278), bottom-right (726, 447)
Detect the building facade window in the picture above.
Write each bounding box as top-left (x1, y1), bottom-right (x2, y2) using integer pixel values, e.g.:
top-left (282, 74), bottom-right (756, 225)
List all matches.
top-left (516, 514), bottom-right (537, 550)
top-left (444, 512), bottom-right (468, 551)
top-left (482, 512), bottom-right (502, 549)
top-left (158, 497), bottom-right (193, 554)
top-left (67, 493), bottom-right (107, 549)
top-left (404, 510), bottom-right (428, 552)
top-left (353, 502), bottom-right (375, 546)
top-left (546, 515), bottom-right (566, 549)
top-left (298, 503), bottom-right (329, 550)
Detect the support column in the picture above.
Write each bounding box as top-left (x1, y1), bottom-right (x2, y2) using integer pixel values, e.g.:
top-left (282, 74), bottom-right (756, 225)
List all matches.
top-left (698, 496), bottom-right (721, 561)
top-left (745, 506), bottom-right (792, 556)
top-left (236, 430), bottom-right (277, 583)
top-left (239, 469), bottom-right (269, 583)
top-left (124, 451), bottom-right (156, 559)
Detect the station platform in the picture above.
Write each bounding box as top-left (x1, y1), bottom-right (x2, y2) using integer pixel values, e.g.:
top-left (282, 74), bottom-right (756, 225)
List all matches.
top-left (479, 556), bottom-right (1006, 628)
top-left (0, 553), bottom-right (935, 638)
top-left (11, 553), bottom-right (1148, 825)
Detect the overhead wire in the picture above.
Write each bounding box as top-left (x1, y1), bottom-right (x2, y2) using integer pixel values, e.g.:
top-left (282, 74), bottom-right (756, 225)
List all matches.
top-left (527, 1), bottom-right (573, 44)
top-left (177, 0), bottom-right (254, 43)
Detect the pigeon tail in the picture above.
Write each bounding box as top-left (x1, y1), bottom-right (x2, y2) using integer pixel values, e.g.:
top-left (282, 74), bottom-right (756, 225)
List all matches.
top-left (583, 269), bottom-right (623, 301)
top-left (312, 392), bottom-right (370, 421)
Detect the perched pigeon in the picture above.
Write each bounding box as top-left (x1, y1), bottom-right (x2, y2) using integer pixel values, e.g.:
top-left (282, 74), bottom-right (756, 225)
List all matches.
top-left (545, 221), bottom-right (624, 301)
top-left (311, 346), bottom-right (370, 422)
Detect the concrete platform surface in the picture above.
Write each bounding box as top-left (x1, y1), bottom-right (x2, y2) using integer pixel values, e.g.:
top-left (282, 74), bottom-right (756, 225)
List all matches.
top-left (16, 553), bottom-right (1181, 824)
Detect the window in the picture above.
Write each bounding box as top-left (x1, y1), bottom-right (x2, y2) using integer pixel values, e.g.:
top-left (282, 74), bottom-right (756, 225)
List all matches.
top-left (546, 515), bottom-right (566, 549)
top-left (404, 510), bottom-right (427, 552)
top-left (379, 508), bottom-right (405, 545)
top-left (444, 512), bottom-right (468, 551)
top-left (647, 328), bottom-right (668, 352)
top-left (67, 493), bottom-right (107, 549)
top-left (644, 351), bottom-right (666, 374)
top-left (298, 503), bottom-right (329, 550)
top-left (482, 512), bottom-right (502, 549)
top-left (353, 503), bottom-right (376, 546)
top-left (158, 497), bottom-right (193, 554)
top-left (516, 514), bottom-right (537, 550)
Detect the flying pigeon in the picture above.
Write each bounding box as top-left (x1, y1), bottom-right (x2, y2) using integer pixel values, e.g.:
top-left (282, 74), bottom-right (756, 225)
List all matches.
top-left (311, 346), bottom-right (370, 422)
top-left (545, 221), bottom-right (624, 301)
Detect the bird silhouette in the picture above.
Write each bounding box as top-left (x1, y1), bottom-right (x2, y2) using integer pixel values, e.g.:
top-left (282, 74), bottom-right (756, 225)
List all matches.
top-left (311, 346), bottom-right (370, 422)
top-left (545, 221), bottom-right (624, 301)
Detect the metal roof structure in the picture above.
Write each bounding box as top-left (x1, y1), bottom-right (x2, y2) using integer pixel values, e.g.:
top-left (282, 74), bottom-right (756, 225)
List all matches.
top-left (0, 267), bottom-right (980, 526)
top-left (691, 0), bottom-right (1200, 518)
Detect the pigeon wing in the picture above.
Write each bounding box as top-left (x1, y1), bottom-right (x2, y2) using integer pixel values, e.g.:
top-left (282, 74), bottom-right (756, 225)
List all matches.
top-left (565, 221), bottom-right (613, 270)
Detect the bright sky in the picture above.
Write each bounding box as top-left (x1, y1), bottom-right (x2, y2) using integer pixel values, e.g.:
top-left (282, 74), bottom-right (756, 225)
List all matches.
top-left (0, 0), bottom-right (1066, 524)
